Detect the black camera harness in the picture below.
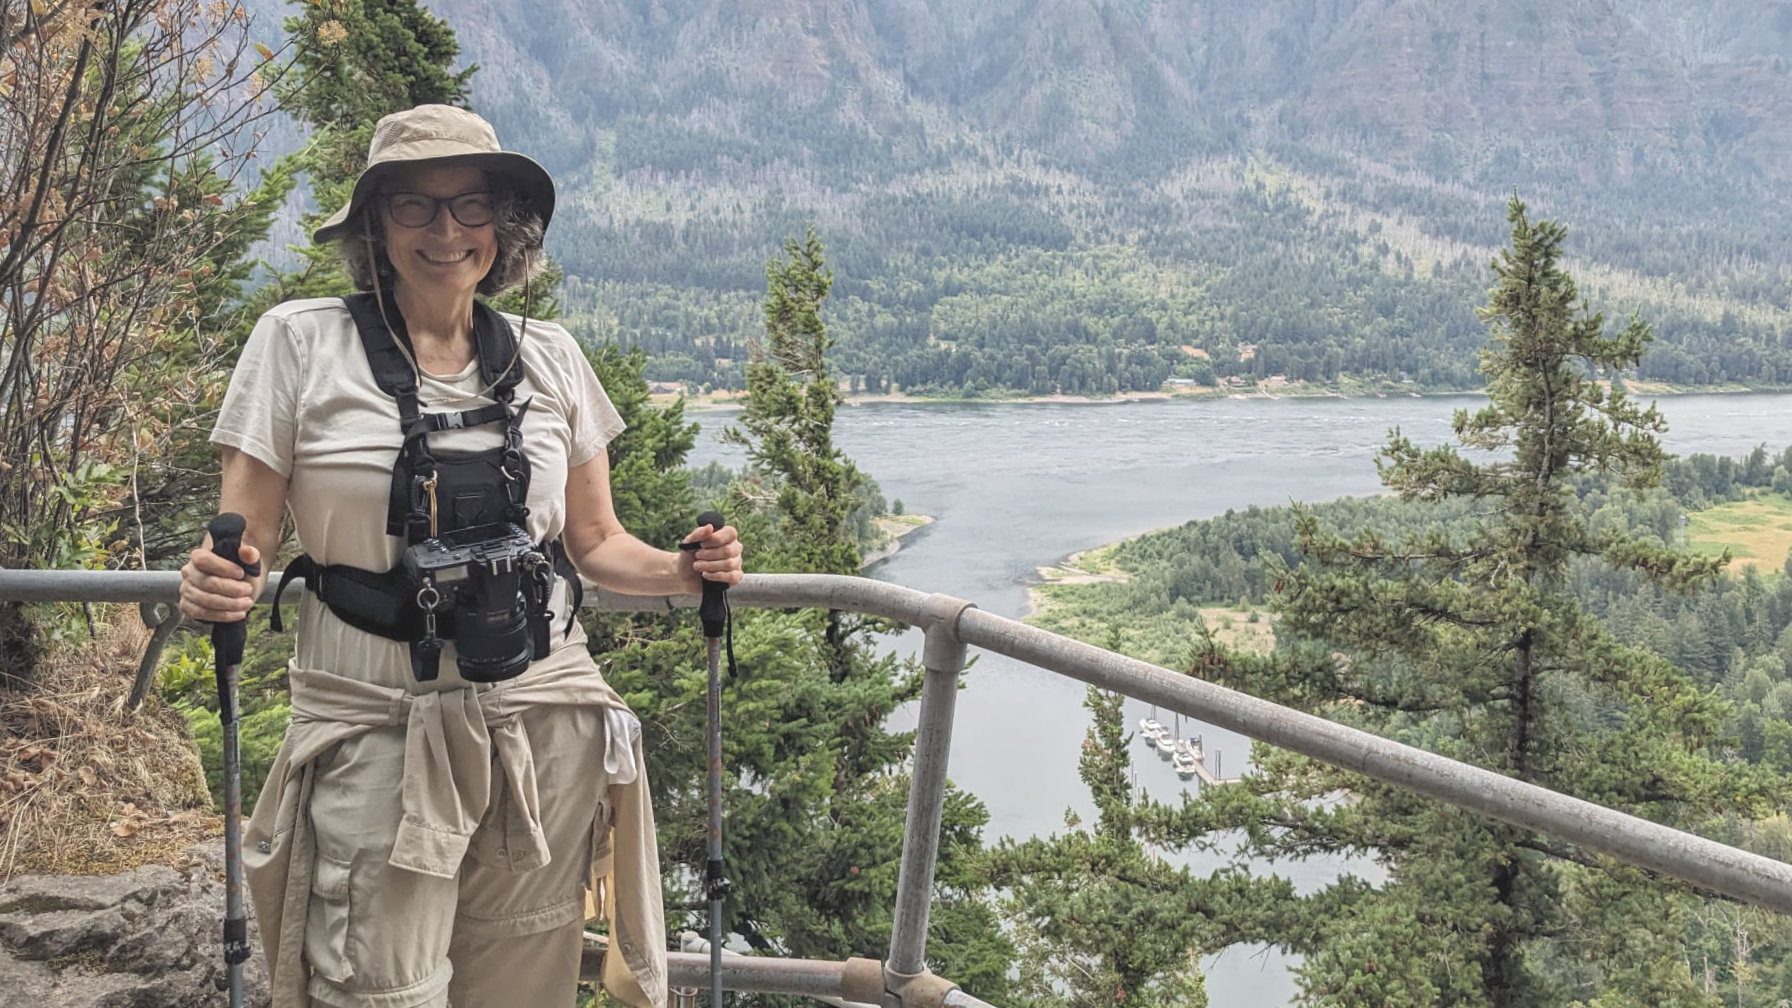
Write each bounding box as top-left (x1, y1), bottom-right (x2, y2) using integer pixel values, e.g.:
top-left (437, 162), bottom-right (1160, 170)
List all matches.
top-left (271, 293), bottom-right (581, 681)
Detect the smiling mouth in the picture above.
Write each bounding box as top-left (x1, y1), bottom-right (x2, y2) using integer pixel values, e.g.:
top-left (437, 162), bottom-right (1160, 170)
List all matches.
top-left (418, 250), bottom-right (473, 264)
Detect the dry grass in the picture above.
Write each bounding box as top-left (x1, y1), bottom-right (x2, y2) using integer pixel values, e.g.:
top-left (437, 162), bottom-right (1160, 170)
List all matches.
top-left (0, 606), bottom-right (217, 882)
top-left (1197, 606), bottom-right (1278, 654)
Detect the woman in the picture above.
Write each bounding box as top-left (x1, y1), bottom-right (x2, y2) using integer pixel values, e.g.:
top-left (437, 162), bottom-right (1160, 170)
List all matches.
top-left (177, 104), bottom-right (739, 1008)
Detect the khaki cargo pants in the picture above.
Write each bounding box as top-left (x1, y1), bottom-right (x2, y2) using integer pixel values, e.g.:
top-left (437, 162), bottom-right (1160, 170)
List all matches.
top-left (302, 699), bottom-right (610, 1007)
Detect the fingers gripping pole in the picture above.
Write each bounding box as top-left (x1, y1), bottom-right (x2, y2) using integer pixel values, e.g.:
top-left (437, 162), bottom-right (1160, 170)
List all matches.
top-left (207, 514), bottom-right (253, 672)
top-left (207, 513), bottom-right (260, 1008)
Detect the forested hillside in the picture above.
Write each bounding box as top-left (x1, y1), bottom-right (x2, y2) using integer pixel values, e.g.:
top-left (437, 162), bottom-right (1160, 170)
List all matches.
top-left (334, 0), bottom-right (1792, 395)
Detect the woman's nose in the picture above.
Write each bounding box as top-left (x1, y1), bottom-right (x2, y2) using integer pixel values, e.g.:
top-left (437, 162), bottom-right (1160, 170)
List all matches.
top-left (427, 209), bottom-right (460, 237)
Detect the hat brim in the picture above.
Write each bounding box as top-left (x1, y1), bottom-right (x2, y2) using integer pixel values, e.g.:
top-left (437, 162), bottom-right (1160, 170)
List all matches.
top-left (311, 150), bottom-right (556, 245)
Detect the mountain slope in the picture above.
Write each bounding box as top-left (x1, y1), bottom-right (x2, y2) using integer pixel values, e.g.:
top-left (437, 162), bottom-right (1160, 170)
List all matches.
top-left (295, 0), bottom-right (1792, 392)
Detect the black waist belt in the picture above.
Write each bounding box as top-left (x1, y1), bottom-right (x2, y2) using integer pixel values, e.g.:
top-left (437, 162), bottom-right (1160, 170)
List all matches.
top-left (270, 539), bottom-right (584, 641)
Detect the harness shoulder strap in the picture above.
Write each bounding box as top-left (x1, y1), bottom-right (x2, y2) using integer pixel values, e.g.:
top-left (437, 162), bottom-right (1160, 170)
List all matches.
top-left (342, 294), bottom-right (422, 423)
top-left (471, 301), bottom-right (525, 401)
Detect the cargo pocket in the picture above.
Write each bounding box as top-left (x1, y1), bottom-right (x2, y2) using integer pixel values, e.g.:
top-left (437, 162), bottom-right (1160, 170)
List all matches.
top-left (305, 852), bottom-right (355, 984)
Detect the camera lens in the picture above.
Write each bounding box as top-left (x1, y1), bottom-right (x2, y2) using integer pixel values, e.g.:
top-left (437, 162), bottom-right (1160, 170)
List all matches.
top-left (455, 597), bottom-right (532, 683)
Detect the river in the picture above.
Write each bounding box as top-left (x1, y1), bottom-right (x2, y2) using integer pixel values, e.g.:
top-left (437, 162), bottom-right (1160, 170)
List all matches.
top-left (687, 391), bottom-right (1792, 1003)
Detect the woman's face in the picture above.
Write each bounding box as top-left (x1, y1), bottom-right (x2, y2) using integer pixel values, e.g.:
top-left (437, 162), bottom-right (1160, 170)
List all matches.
top-left (379, 164), bottom-right (497, 303)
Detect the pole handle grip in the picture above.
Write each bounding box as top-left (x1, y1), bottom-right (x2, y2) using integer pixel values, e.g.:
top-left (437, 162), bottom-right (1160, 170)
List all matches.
top-left (206, 513), bottom-right (261, 668)
top-left (692, 510), bottom-right (728, 639)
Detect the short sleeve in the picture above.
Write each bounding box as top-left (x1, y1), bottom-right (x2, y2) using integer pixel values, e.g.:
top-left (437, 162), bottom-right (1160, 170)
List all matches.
top-left (563, 332), bottom-right (627, 468)
top-left (211, 310), bottom-right (304, 477)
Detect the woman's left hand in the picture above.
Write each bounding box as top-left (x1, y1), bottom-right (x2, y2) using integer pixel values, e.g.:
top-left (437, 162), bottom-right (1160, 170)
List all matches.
top-left (680, 522), bottom-right (744, 590)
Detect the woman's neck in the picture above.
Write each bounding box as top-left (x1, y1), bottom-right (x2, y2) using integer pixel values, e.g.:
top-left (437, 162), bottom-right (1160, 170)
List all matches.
top-left (390, 282), bottom-right (475, 350)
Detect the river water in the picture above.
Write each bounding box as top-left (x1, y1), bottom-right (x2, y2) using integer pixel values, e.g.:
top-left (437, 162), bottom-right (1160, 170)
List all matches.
top-left (688, 392), bottom-right (1792, 1003)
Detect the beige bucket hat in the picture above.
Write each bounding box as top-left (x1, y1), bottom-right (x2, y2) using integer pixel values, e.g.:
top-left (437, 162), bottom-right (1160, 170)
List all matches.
top-left (312, 104), bottom-right (555, 244)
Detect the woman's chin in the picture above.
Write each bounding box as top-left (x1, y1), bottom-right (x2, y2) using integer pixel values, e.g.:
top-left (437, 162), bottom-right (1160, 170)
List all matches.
top-left (393, 266), bottom-right (482, 299)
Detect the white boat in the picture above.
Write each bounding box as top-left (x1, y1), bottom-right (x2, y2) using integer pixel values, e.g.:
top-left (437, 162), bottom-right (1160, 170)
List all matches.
top-left (1160, 713), bottom-right (1184, 760)
top-left (1138, 717), bottom-right (1166, 749)
top-left (1172, 745), bottom-right (1198, 780)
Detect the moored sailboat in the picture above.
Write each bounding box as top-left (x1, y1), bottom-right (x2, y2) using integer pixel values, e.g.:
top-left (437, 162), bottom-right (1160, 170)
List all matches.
top-left (1138, 716), bottom-right (1166, 749)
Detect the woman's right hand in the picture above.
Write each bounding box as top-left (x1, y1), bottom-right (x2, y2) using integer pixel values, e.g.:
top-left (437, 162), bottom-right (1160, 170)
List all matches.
top-left (178, 540), bottom-right (264, 624)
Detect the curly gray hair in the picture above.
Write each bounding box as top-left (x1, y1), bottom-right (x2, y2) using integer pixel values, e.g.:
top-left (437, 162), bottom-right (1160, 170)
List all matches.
top-left (338, 178), bottom-right (545, 296)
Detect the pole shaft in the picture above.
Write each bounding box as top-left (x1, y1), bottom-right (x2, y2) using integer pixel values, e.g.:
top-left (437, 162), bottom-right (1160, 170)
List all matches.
top-left (222, 661), bottom-right (245, 1008)
top-left (706, 636), bottom-right (724, 1008)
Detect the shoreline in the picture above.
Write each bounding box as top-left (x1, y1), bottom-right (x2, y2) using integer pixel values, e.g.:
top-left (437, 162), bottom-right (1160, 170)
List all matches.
top-left (862, 513), bottom-right (934, 569)
top-left (1025, 542), bottom-right (1131, 621)
top-left (657, 380), bottom-right (1777, 412)
top-left (1027, 540), bottom-right (1282, 657)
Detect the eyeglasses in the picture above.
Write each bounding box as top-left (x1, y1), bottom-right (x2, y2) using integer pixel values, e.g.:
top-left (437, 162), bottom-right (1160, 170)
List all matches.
top-left (382, 190), bottom-right (495, 229)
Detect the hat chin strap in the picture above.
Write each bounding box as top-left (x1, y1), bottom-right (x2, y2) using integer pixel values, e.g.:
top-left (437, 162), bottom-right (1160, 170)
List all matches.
top-left (360, 215), bottom-right (531, 398)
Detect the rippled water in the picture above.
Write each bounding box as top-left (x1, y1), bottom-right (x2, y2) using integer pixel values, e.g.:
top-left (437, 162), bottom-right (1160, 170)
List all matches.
top-left (688, 392), bottom-right (1792, 1002)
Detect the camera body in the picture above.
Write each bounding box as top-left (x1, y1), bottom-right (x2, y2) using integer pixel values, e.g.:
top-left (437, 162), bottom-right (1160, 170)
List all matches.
top-left (402, 522), bottom-right (547, 683)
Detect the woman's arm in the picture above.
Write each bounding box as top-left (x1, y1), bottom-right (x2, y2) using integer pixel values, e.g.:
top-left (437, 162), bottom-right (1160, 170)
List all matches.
top-left (562, 449), bottom-right (741, 596)
top-left (177, 446), bottom-right (289, 622)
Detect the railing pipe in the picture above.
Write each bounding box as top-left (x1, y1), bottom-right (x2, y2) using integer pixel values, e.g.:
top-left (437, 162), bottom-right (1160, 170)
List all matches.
top-left (673, 932), bottom-right (879, 1008)
top-left (7, 570), bottom-right (1792, 916)
top-left (886, 594), bottom-right (974, 976)
top-left (0, 569), bottom-right (184, 604)
top-left (954, 606), bottom-right (1792, 915)
top-left (127, 601), bottom-right (181, 710)
top-left (664, 951), bottom-right (852, 999)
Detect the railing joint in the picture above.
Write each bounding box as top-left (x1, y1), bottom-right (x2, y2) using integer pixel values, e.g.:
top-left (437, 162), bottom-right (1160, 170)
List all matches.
top-left (841, 956), bottom-right (892, 1006)
top-left (882, 964), bottom-right (958, 1008)
top-left (919, 593), bottom-right (973, 672)
top-left (128, 599), bottom-right (183, 712)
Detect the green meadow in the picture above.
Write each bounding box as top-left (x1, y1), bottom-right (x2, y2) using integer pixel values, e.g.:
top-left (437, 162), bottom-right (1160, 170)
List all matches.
top-left (1686, 494), bottom-right (1792, 573)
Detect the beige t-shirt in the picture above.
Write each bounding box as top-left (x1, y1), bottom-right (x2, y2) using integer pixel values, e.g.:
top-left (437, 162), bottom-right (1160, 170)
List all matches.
top-left (212, 297), bottom-right (626, 690)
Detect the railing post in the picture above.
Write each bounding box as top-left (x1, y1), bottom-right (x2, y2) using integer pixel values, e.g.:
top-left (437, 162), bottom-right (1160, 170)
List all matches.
top-left (887, 593), bottom-right (974, 979)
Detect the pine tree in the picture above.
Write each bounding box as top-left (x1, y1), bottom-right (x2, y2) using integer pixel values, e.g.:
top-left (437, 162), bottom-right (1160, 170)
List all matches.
top-left (727, 225), bottom-right (864, 578)
top-left (988, 625), bottom-right (1289, 1007)
top-left (259, 0), bottom-right (482, 304)
top-left (592, 231), bottom-right (1012, 996)
top-left (1170, 198), bottom-right (1765, 1005)
top-left (988, 688), bottom-right (1213, 1007)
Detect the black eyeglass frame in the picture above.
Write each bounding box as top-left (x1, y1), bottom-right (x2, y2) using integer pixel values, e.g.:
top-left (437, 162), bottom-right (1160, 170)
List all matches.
top-left (380, 190), bottom-right (496, 229)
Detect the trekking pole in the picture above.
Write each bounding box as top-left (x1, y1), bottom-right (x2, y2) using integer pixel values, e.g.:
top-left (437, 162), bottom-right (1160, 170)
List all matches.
top-left (682, 510), bottom-right (731, 1007)
top-left (206, 513), bottom-right (260, 1008)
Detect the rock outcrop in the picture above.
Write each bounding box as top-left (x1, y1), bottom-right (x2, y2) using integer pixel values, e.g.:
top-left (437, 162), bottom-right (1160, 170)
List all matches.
top-left (0, 843), bottom-right (268, 1007)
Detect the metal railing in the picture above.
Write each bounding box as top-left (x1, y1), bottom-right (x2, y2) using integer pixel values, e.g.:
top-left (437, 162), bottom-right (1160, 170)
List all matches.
top-left (6, 568), bottom-right (1792, 1007)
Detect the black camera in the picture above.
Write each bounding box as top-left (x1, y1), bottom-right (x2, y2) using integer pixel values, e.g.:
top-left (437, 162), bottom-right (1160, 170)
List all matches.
top-left (402, 522), bottom-right (548, 683)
